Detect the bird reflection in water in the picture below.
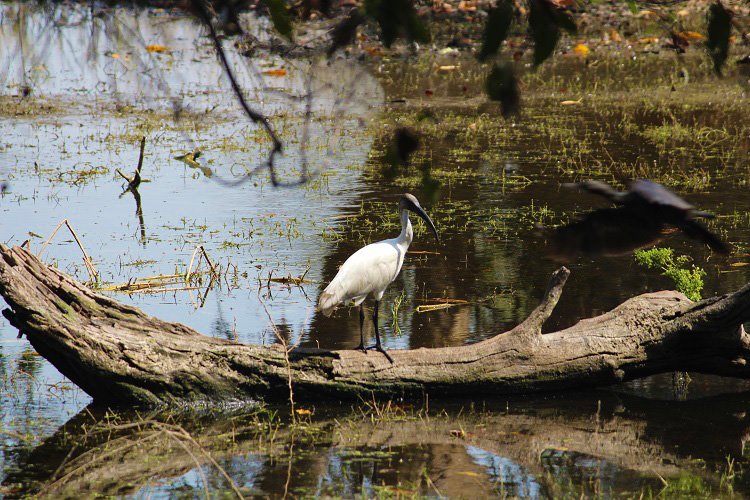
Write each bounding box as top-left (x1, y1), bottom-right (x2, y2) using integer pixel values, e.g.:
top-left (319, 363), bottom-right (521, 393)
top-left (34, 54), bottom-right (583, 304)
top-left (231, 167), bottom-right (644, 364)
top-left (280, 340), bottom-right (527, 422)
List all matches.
top-left (544, 179), bottom-right (731, 261)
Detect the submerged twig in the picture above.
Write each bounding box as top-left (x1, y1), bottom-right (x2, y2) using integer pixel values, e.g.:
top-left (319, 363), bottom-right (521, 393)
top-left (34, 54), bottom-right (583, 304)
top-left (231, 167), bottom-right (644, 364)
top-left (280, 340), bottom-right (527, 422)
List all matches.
top-left (260, 299), bottom-right (298, 420)
top-left (158, 423), bottom-right (243, 499)
top-left (116, 136), bottom-right (145, 195)
top-left (415, 298), bottom-right (470, 313)
top-left (416, 302), bottom-right (463, 313)
top-left (186, 245), bottom-right (219, 282)
top-left (117, 137), bottom-right (147, 246)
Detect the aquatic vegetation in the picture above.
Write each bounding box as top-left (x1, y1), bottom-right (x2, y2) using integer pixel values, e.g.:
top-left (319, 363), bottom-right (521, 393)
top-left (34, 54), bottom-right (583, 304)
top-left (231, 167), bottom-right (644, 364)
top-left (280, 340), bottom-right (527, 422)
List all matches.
top-left (634, 247), bottom-right (706, 301)
top-left (3, 2), bottom-right (750, 498)
top-left (390, 289), bottom-right (405, 335)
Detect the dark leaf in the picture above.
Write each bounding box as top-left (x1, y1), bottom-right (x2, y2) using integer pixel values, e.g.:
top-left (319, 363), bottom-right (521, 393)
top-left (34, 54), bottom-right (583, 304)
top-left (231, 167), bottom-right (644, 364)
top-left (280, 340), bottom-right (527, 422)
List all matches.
top-left (478, 1), bottom-right (514, 62)
top-left (265, 0), bottom-right (294, 41)
top-left (319, 0), bottom-right (334, 17)
top-left (292, 0), bottom-right (335, 20)
top-left (419, 164), bottom-right (441, 202)
top-left (707, 2), bottom-right (732, 75)
top-left (328, 10), bottom-right (365, 56)
top-left (528, 0), bottom-right (559, 66)
top-left (485, 62), bottom-right (520, 116)
top-left (364, 0), bottom-right (430, 48)
top-left (405, 5), bottom-right (430, 45)
top-left (383, 127), bottom-right (420, 177)
top-left (552, 8), bottom-right (577, 35)
top-left (393, 127), bottom-right (420, 164)
top-left (218, 4), bottom-right (243, 35)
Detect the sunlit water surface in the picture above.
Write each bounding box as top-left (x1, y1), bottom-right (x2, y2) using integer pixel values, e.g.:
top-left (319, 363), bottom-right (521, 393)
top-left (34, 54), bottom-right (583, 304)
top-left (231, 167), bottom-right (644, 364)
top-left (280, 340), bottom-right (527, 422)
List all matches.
top-left (2, 3), bottom-right (750, 497)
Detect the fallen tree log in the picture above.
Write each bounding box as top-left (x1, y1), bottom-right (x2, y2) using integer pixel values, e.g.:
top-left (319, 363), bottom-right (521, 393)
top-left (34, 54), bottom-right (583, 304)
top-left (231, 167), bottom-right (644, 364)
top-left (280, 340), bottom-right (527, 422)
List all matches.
top-left (1, 243), bottom-right (750, 406)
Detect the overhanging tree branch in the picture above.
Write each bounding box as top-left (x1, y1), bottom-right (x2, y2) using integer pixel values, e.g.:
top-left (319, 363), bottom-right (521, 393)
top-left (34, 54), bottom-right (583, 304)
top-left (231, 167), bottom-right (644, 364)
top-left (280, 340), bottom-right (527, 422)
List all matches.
top-left (190, 0), bottom-right (305, 187)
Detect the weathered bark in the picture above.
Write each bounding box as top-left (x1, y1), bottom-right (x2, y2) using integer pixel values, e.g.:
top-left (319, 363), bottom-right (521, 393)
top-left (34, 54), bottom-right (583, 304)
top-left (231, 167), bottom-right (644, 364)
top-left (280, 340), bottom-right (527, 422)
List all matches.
top-left (2, 244), bottom-right (750, 405)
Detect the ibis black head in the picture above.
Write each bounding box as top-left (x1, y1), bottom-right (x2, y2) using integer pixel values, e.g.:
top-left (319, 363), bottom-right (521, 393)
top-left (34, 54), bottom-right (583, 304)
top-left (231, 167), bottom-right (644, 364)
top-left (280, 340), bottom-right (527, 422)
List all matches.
top-left (400, 193), bottom-right (439, 242)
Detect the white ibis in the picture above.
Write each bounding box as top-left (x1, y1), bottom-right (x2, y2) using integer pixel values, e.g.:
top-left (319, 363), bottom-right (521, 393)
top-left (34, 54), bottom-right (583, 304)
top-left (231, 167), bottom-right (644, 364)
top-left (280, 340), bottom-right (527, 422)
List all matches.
top-left (318, 193), bottom-right (439, 363)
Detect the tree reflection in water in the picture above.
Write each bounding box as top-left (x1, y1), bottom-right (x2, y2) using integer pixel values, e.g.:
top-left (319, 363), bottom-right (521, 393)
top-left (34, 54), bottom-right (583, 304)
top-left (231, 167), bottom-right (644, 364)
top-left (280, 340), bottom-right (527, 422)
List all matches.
top-left (3, 386), bottom-right (750, 497)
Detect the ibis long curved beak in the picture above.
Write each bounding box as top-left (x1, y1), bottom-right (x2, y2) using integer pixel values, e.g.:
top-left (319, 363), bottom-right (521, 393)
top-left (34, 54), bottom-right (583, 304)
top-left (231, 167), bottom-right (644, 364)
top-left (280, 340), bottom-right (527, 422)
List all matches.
top-left (408, 203), bottom-right (439, 243)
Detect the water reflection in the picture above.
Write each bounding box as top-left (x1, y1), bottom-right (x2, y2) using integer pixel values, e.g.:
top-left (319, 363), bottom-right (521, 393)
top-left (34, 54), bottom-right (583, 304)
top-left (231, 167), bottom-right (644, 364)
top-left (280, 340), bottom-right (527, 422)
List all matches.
top-left (2, 2), bottom-right (750, 497)
top-left (4, 388), bottom-right (750, 497)
top-left (118, 172), bottom-right (147, 247)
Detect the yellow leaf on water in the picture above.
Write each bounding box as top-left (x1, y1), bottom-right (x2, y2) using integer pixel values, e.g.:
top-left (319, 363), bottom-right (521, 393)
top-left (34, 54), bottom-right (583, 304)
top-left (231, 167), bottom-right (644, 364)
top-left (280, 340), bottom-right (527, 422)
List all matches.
top-left (437, 65), bottom-right (458, 72)
top-left (730, 262), bottom-right (749, 267)
top-left (456, 471), bottom-right (482, 477)
top-left (111, 53), bottom-right (120, 59)
top-left (677, 31), bottom-right (706, 41)
top-left (146, 44), bottom-right (169, 53)
top-left (262, 68), bottom-right (287, 77)
top-left (638, 37), bottom-right (660, 44)
top-left (637, 10), bottom-right (658, 19)
top-left (295, 408), bottom-right (312, 415)
top-left (573, 43), bottom-right (590, 57)
top-left (560, 99), bottom-right (582, 105)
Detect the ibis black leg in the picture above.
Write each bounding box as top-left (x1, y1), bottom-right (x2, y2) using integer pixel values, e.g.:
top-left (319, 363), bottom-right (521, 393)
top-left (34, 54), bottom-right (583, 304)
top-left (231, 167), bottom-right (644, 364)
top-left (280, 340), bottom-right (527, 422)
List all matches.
top-left (366, 300), bottom-right (394, 363)
top-left (355, 304), bottom-right (366, 352)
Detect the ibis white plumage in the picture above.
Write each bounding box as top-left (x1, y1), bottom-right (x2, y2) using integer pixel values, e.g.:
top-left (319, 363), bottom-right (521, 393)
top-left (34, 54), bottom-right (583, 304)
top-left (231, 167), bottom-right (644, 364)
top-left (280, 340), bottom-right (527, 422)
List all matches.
top-left (318, 193), bottom-right (439, 363)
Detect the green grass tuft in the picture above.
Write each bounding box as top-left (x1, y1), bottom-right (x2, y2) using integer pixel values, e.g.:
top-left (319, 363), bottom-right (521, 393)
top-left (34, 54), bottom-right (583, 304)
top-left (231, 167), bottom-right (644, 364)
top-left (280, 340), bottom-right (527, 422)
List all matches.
top-left (634, 247), bottom-right (706, 301)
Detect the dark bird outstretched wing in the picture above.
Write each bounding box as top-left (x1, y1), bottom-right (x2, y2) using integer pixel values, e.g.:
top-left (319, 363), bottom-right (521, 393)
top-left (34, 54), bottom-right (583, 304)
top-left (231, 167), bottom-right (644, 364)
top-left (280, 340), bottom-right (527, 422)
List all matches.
top-left (677, 219), bottom-right (731, 254)
top-left (627, 179), bottom-right (695, 211)
top-left (544, 207), bottom-right (664, 261)
top-left (563, 180), bottom-right (623, 203)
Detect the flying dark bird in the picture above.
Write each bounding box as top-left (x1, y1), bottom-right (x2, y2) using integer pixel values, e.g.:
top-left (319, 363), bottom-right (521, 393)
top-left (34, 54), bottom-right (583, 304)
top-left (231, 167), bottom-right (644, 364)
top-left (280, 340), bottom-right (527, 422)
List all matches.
top-left (318, 193), bottom-right (439, 363)
top-left (545, 179), bottom-right (730, 261)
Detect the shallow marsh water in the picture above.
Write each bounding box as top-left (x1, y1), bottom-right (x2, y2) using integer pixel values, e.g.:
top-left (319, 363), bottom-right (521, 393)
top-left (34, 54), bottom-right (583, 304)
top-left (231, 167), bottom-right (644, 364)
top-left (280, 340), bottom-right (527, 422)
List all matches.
top-left (2, 3), bottom-right (750, 497)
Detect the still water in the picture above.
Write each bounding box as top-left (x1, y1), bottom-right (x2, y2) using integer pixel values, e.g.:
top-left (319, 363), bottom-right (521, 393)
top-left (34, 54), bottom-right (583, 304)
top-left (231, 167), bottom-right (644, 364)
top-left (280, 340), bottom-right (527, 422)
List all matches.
top-left (2, 3), bottom-right (750, 497)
